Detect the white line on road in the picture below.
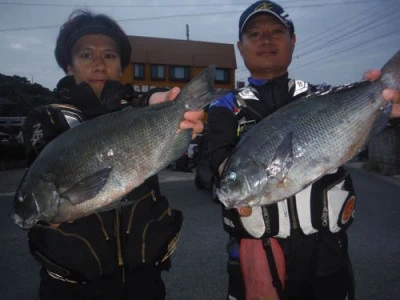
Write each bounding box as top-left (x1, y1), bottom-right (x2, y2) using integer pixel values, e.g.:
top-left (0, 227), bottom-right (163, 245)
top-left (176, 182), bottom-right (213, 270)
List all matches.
top-left (0, 192), bottom-right (15, 196)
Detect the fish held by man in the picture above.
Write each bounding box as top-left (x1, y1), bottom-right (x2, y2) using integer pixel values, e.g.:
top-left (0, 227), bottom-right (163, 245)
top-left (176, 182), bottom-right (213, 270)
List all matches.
top-left (12, 66), bottom-right (221, 229)
top-left (217, 50), bottom-right (400, 209)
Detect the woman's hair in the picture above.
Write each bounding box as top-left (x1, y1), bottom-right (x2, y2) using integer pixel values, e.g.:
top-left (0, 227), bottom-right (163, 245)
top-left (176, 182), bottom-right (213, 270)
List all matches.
top-left (55, 10), bottom-right (131, 73)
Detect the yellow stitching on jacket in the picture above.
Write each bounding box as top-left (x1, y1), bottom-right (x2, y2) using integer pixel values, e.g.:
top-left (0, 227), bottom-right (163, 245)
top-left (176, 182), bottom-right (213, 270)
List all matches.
top-left (126, 190), bottom-right (154, 234)
top-left (114, 210), bottom-right (124, 267)
top-left (37, 224), bottom-right (103, 276)
top-left (141, 206), bottom-right (170, 263)
top-left (95, 213), bottom-right (109, 240)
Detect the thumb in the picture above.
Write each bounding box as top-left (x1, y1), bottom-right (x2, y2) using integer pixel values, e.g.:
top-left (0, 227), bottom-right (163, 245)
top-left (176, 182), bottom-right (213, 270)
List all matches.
top-left (237, 206), bottom-right (252, 217)
top-left (168, 87), bottom-right (181, 101)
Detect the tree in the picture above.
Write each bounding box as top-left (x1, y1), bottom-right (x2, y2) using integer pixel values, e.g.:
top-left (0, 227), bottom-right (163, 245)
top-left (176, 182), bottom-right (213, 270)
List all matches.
top-left (0, 74), bottom-right (54, 115)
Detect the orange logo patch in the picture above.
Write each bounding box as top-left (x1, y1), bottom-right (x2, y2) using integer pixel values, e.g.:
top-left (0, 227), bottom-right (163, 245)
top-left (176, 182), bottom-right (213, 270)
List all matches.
top-left (341, 195), bottom-right (356, 224)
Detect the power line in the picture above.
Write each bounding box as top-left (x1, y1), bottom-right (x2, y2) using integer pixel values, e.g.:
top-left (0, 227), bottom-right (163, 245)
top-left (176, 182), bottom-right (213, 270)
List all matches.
top-left (0, 10), bottom-right (241, 32)
top-left (0, 1), bottom-right (395, 8)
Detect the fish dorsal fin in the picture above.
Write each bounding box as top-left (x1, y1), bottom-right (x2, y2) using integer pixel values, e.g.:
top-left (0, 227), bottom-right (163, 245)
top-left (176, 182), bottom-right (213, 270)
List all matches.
top-left (265, 132), bottom-right (294, 182)
top-left (60, 167), bottom-right (112, 205)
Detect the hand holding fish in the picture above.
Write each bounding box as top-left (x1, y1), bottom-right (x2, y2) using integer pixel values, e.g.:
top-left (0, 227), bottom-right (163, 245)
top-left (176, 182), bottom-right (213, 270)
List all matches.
top-left (149, 87), bottom-right (205, 139)
top-left (363, 69), bottom-right (400, 119)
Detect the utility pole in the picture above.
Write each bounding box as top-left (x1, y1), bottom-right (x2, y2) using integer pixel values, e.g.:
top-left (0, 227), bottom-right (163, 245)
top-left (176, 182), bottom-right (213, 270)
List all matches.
top-left (186, 24), bottom-right (190, 40)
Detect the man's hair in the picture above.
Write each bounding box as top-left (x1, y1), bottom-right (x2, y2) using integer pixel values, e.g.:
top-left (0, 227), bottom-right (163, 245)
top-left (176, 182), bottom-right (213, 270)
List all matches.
top-left (55, 10), bottom-right (132, 73)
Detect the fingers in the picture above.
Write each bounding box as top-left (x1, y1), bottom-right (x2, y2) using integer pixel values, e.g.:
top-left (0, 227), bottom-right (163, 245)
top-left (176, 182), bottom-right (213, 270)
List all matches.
top-left (362, 69), bottom-right (381, 81)
top-left (148, 87), bottom-right (180, 105)
top-left (383, 89), bottom-right (400, 118)
top-left (178, 110), bottom-right (205, 139)
top-left (168, 87), bottom-right (180, 101)
top-left (237, 206), bottom-right (252, 217)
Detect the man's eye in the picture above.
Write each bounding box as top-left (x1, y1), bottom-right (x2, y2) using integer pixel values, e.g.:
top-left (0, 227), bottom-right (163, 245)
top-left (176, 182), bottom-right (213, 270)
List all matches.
top-left (249, 31), bottom-right (261, 38)
top-left (105, 53), bottom-right (117, 59)
top-left (79, 52), bottom-right (91, 59)
top-left (272, 28), bottom-right (285, 35)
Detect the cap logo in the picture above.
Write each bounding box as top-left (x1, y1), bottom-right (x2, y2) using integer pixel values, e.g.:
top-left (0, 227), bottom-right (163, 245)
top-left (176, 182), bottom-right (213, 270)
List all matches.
top-left (255, 2), bottom-right (273, 11)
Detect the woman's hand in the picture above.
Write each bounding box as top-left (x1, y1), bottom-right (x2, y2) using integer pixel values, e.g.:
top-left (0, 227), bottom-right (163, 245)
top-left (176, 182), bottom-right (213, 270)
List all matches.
top-left (149, 87), bottom-right (205, 139)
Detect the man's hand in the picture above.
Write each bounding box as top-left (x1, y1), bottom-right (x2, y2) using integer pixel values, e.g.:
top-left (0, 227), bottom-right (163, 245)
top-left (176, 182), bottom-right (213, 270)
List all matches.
top-left (149, 87), bottom-right (205, 139)
top-left (363, 70), bottom-right (400, 118)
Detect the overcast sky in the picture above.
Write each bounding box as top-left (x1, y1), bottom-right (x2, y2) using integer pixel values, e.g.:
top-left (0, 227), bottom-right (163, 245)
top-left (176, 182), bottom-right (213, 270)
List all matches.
top-left (1, 0), bottom-right (399, 91)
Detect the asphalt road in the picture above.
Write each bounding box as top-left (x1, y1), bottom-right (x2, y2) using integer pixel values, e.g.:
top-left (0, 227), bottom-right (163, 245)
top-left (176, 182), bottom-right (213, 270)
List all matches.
top-left (1, 166), bottom-right (399, 300)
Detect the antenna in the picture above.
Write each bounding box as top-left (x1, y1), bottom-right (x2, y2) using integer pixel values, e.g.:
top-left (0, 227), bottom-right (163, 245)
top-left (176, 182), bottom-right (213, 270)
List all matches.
top-left (186, 24), bottom-right (190, 40)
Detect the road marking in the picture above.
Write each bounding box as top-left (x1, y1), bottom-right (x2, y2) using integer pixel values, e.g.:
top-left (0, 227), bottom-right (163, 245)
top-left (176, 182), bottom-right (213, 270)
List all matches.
top-left (0, 192), bottom-right (15, 196)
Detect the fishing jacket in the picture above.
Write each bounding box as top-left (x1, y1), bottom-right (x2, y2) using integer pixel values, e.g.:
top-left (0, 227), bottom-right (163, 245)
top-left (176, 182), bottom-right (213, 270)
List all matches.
top-left (207, 73), bottom-right (356, 278)
top-left (22, 76), bottom-right (182, 289)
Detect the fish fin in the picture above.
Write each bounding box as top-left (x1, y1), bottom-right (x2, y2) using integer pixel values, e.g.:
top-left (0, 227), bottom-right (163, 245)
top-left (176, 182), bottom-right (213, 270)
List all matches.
top-left (180, 65), bottom-right (229, 110)
top-left (61, 167), bottom-right (112, 205)
top-left (370, 101), bottom-right (392, 136)
top-left (265, 132), bottom-right (294, 182)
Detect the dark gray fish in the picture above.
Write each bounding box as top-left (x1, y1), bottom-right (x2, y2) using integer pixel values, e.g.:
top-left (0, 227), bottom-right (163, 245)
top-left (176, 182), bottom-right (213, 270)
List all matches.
top-left (217, 50), bottom-right (400, 209)
top-left (12, 66), bottom-right (222, 228)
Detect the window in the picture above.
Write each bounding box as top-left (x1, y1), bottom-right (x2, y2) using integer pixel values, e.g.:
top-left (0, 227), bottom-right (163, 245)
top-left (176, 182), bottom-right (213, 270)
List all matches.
top-left (169, 65), bottom-right (191, 81)
top-left (215, 68), bottom-right (230, 84)
top-left (151, 65), bottom-right (165, 80)
top-left (134, 64), bottom-right (145, 80)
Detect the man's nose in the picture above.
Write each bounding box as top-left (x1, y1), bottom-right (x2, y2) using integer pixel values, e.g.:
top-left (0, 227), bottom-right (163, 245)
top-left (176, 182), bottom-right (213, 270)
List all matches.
top-left (260, 32), bottom-right (273, 43)
top-left (93, 55), bottom-right (106, 71)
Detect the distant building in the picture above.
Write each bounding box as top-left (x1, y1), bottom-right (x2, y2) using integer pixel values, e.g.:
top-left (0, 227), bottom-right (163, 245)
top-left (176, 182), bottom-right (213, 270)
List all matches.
top-left (120, 36), bottom-right (237, 95)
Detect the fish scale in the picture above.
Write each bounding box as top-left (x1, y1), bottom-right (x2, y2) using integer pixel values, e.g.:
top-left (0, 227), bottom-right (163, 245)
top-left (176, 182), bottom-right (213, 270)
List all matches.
top-left (217, 50), bottom-right (399, 208)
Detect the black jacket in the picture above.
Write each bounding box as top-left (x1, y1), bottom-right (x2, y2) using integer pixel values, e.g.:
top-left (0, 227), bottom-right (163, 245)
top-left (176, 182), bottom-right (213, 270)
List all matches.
top-left (207, 73), bottom-right (354, 279)
top-left (22, 76), bottom-right (182, 298)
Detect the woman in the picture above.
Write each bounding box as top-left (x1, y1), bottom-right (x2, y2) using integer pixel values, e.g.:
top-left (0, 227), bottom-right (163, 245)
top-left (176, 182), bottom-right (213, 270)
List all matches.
top-left (22, 10), bottom-right (204, 300)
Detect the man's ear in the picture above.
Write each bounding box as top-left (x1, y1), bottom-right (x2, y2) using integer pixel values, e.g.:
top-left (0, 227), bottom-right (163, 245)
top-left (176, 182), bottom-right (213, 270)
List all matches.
top-left (237, 40), bottom-right (243, 57)
top-left (290, 33), bottom-right (296, 54)
top-left (66, 65), bottom-right (73, 76)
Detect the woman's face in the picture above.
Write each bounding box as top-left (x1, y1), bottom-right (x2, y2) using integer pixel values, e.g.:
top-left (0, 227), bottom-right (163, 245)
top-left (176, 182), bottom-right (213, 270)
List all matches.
top-left (67, 34), bottom-right (122, 98)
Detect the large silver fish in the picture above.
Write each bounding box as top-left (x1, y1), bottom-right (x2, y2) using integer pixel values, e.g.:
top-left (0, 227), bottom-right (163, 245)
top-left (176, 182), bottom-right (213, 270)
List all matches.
top-left (217, 50), bottom-right (400, 209)
top-left (13, 66), bottom-right (221, 228)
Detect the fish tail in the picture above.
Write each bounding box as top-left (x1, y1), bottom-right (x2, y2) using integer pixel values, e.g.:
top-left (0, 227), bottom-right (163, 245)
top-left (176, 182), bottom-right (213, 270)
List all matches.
top-left (180, 65), bottom-right (228, 110)
top-left (381, 49), bottom-right (400, 90)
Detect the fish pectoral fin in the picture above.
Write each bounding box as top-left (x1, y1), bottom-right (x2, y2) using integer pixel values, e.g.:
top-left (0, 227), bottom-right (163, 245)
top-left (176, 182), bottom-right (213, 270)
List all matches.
top-left (60, 167), bottom-right (112, 205)
top-left (265, 132), bottom-right (294, 182)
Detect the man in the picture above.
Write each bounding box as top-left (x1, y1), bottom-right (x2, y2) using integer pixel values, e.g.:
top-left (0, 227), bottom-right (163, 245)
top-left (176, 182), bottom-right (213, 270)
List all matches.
top-left (22, 10), bottom-right (204, 300)
top-left (207, 1), bottom-right (400, 299)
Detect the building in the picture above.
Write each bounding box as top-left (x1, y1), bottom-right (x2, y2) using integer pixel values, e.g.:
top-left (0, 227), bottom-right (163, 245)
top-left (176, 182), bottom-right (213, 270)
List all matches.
top-left (120, 36), bottom-right (237, 95)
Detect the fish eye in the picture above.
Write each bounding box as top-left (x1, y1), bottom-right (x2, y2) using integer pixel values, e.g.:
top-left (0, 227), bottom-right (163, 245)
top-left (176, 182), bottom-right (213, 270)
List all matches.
top-left (227, 172), bottom-right (237, 181)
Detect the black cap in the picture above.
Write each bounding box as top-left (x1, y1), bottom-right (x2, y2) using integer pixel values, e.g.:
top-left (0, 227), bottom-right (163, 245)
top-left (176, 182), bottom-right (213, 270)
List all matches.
top-left (239, 0), bottom-right (294, 38)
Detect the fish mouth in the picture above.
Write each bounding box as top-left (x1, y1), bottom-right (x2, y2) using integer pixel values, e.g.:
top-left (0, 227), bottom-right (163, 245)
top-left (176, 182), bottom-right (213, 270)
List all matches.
top-left (10, 212), bottom-right (36, 230)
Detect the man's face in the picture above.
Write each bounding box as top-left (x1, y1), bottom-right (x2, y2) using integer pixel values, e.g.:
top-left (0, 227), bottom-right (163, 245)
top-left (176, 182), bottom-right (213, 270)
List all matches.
top-left (67, 34), bottom-right (122, 98)
top-left (238, 14), bottom-right (296, 79)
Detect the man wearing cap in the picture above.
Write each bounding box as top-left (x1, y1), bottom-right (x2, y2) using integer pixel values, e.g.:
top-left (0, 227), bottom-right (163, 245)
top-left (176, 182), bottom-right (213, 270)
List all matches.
top-left (207, 1), bottom-right (400, 299)
top-left (21, 10), bottom-right (204, 300)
